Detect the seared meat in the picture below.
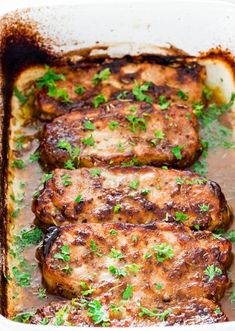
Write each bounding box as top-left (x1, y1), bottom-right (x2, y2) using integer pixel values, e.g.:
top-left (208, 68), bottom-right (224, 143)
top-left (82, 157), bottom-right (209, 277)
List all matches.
top-left (29, 298), bottom-right (227, 326)
top-left (32, 167), bottom-right (231, 230)
top-left (34, 55), bottom-right (206, 120)
top-left (40, 222), bottom-right (231, 302)
top-left (39, 100), bottom-right (201, 169)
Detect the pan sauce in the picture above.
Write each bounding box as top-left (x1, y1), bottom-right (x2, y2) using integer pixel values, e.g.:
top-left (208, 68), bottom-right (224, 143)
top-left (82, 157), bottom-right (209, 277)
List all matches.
top-left (4, 58), bottom-right (235, 323)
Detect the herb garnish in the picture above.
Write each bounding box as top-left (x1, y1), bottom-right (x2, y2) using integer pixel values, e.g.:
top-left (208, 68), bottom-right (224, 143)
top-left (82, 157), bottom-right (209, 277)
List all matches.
top-left (75, 84), bottom-right (85, 95)
top-left (13, 87), bottom-right (28, 104)
top-left (90, 168), bottom-right (102, 177)
top-left (108, 265), bottom-right (127, 277)
top-left (83, 120), bottom-right (95, 131)
top-left (152, 243), bottom-right (174, 263)
top-left (204, 265), bottom-right (222, 281)
top-left (54, 244), bottom-right (71, 262)
top-left (132, 81), bottom-right (153, 104)
top-left (92, 94), bottom-right (108, 108)
top-left (171, 146), bottom-right (182, 160)
top-left (11, 159), bottom-right (25, 169)
top-left (87, 300), bottom-right (110, 325)
top-left (175, 211), bottom-right (188, 222)
top-left (92, 68), bottom-right (111, 85)
top-left (122, 284), bottom-right (133, 300)
top-left (108, 121), bottom-right (119, 131)
top-left (81, 135), bottom-right (95, 146)
top-left (159, 95), bottom-right (171, 110)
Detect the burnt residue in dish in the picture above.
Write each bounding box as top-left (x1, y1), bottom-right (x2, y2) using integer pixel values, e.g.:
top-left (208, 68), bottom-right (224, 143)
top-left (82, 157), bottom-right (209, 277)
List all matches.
top-left (0, 13), bottom-right (58, 316)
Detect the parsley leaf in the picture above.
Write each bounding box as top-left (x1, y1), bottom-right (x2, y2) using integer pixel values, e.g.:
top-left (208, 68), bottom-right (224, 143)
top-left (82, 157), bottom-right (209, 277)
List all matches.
top-left (199, 204), bottom-right (209, 212)
top-left (54, 244), bottom-right (71, 262)
top-left (110, 248), bottom-right (124, 259)
top-left (11, 159), bottom-right (25, 169)
top-left (92, 68), bottom-right (111, 85)
top-left (108, 265), bottom-right (127, 277)
top-left (152, 243), bottom-right (174, 263)
top-left (175, 211), bottom-right (188, 222)
top-left (75, 84), bottom-right (85, 95)
top-left (92, 94), bottom-right (108, 108)
top-left (132, 81), bottom-right (153, 104)
top-left (129, 180), bottom-right (140, 190)
top-left (13, 87), bottom-right (28, 104)
top-left (83, 120), bottom-right (95, 131)
top-left (12, 266), bottom-right (31, 287)
top-left (81, 135), bottom-right (95, 146)
top-left (177, 90), bottom-right (189, 101)
top-left (126, 114), bottom-right (147, 133)
top-left (87, 300), bottom-right (110, 325)
top-left (108, 121), bottom-right (119, 131)
top-left (74, 194), bottom-right (82, 203)
top-left (171, 146), bottom-right (182, 160)
top-left (90, 168), bottom-right (102, 177)
top-left (113, 204), bottom-right (122, 213)
top-left (158, 95), bottom-right (171, 110)
top-left (122, 284), bottom-right (133, 300)
top-left (204, 265), bottom-right (222, 281)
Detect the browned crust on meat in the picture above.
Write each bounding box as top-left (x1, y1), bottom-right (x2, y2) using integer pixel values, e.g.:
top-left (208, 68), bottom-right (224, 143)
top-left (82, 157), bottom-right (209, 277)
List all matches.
top-left (29, 297), bottom-right (227, 326)
top-left (33, 55), bottom-right (205, 120)
top-left (32, 167), bottom-right (231, 231)
top-left (40, 222), bottom-right (232, 303)
top-left (38, 101), bottom-right (202, 169)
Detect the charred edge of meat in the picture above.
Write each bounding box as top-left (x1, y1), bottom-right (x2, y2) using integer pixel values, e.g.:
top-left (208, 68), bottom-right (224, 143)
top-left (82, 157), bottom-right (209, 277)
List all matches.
top-left (43, 227), bottom-right (61, 257)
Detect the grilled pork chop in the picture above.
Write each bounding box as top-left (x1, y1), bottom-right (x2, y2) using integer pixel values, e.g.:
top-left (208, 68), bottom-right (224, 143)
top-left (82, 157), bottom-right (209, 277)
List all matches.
top-left (32, 167), bottom-right (231, 230)
top-left (29, 298), bottom-right (227, 326)
top-left (34, 55), bottom-right (206, 120)
top-left (40, 222), bottom-right (231, 302)
top-left (39, 100), bottom-right (201, 169)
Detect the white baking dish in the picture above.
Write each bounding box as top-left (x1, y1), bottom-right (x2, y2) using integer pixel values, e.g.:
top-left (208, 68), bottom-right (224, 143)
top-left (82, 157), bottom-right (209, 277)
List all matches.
top-left (0, 0), bottom-right (235, 329)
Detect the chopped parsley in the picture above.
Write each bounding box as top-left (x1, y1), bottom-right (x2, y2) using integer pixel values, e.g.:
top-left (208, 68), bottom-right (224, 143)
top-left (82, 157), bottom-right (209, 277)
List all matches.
top-left (144, 252), bottom-right (152, 259)
top-left (37, 287), bottom-right (47, 299)
top-left (113, 204), bottom-right (122, 213)
top-left (108, 265), bottom-right (127, 277)
top-left (230, 289), bottom-right (235, 303)
top-left (12, 312), bottom-right (34, 323)
top-left (87, 299), bottom-right (110, 325)
top-left (81, 135), bottom-right (95, 146)
top-left (75, 84), bottom-right (85, 95)
top-left (83, 120), bottom-right (95, 131)
top-left (214, 307), bottom-right (221, 314)
top-left (141, 188), bottom-right (150, 195)
top-left (80, 281), bottom-right (95, 296)
top-left (92, 94), bottom-right (108, 107)
top-left (175, 211), bottom-right (188, 222)
top-left (204, 265), bottom-right (222, 281)
top-left (92, 68), bottom-right (111, 85)
top-left (13, 86), bottom-right (28, 104)
top-left (15, 135), bottom-right (25, 150)
top-left (177, 90), bottom-right (189, 101)
top-left (29, 151), bottom-right (40, 163)
top-left (158, 95), bottom-right (171, 110)
top-left (171, 146), bottom-right (182, 160)
top-left (110, 248), bottom-right (124, 259)
top-left (74, 194), bottom-right (82, 203)
top-left (139, 306), bottom-right (171, 321)
top-left (12, 266), bottom-right (31, 287)
top-left (61, 173), bottom-right (72, 186)
top-left (122, 284), bottom-right (133, 300)
top-left (155, 283), bottom-right (164, 290)
top-left (152, 243), bottom-right (174, 263)
top-left (192, 159), bottom-right (208, 176)
top-left (199, 204), bottom-right (209, 212)
top-left (126, 264), bottom-right (142, 273)
top-left (11, 159), bottom-right (25, 169)
top-left (202, 84), bottom-right (213, 101)
top-left (13, 227), bottom-right (43, 251)
top-left (90, 240), bottom-right (102, 257)
top-left (54, 244), bottom-right (71, 262)
top-left (108, 121), bottom-right (119, 131)
top-left (90, 168), bottom-right (102, 177)
top-left (116, 90), bottom-right (129, 100)
top-left (126, 114), bottom-right (147, 133)
top-left (129, 180), bottom-right (140, 190)
top-left (57, 139), bottom-right (80, 169)
top-left (132, 81), bottom-right (153, 104)
top-left (109, 229), bottom-right (118, 236)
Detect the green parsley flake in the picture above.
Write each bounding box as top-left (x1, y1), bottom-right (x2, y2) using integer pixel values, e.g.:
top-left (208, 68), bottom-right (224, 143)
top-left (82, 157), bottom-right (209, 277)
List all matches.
top-left (11, 159), bottom-right (25, 169)
top-left (13, 87), bottom-right (28, 104)
top-left (177, 90), bottom-right (189, 101)
top-left (152, 243), bottom-right (174, 263)
top-left (129, 180), bottom-right (140, 190)
top-left (132, 81), bottom-right (153, 104)
top-left (54, 244), bottom-right (71, 262)
top-left (108, 265), bottom-right (127, 277)
top-left (87, 299), bottom-right (110, 325)
top-left (158, 95), bottom-right (171, 110)
top-left (108, 121), bottom-right (119, 131)
top-left (199, 204), bottom-right (209, 212)
top-left (74, 194), bottom-right (82, 203)
top-left (110, 248), bottom-right (124, 259)
top-left (90, 168), bottom-right (102, 177)
top-left (92, 94), bottom-right (108, 108)
top-left (122, 284), bottom-right (133, 300)
top-left (113, 204), bottom-right (122, 213)
top-left (92, 68), bottom-right (111, 85)
top-left (83, 120), bottom-right (95, 131)
top-left (175, 211), bottom-right (188, 222)
top-left (171, 146), bottom-right (183, 160)
top-left (204, 265), bottom-right (222, 281)
top-left (81, 135), bottom-right (95, 146)
top-left (126, 114), bottom-right (147, 133)
top-left (75, 84), bottom-right (85, 95)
